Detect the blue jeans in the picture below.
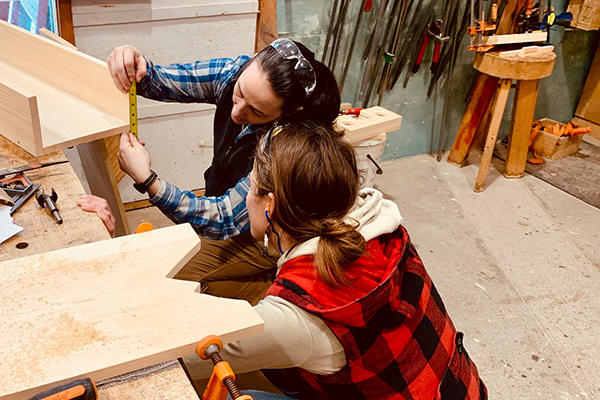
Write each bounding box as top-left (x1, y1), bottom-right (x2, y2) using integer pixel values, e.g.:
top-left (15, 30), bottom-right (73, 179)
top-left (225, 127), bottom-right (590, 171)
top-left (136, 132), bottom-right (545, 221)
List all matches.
top-left (227, 390), bottom-right (294, 400)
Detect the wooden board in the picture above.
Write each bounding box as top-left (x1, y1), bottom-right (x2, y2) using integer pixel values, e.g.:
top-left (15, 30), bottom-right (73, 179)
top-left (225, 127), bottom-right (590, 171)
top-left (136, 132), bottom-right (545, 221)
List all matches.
top-left (0, 20), bottom-right (128, 157)
top-left (574, 46), bottom-right (600, 127)
top-left (0, 224), bottom-right (264, 400)
top-left (335, 106), bottom-right (402, 144)
top-left (475, 31), bottom-right (547, 47)
top-left (568, 0), bottom-right (600, 30)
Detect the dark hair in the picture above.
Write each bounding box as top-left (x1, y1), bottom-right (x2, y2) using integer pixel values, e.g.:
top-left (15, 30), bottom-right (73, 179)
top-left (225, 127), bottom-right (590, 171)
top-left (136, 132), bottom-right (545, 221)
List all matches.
top-left (252, 41), bottom-right (341, 125)
top-left (253, 123), bottom-right (365, 286)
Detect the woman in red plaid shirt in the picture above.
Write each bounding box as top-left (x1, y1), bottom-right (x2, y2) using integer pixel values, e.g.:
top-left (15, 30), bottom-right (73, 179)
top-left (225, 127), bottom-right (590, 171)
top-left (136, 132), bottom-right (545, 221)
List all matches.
top-left (185, 122), bottom-right (487, 400)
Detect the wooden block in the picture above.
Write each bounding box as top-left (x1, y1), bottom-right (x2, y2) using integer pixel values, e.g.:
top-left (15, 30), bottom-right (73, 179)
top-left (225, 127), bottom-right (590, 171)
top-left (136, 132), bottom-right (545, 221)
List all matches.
top-left (38, 27), bottom-right (78, 50)
top-left (574, 46), bottom-right (600, 126)
top-left (0, 224), bottom-right (264, 400)
top-left (476, 31), bottom-right (547, 47)
top-left (0, 20), bottom-right (128, 157)
top-left (335, 106), bottom-right (402, 144)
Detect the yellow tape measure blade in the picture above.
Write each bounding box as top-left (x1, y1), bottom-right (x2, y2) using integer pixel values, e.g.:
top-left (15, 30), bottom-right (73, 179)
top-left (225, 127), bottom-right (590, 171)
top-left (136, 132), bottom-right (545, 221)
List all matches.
top-left (129, 81), bottom-right (138, 138)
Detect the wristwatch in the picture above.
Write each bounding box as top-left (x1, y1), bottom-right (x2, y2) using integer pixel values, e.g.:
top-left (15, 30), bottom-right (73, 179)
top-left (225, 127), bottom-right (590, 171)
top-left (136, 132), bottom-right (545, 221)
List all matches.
top-left (133, 170), bottom-right (158, 194)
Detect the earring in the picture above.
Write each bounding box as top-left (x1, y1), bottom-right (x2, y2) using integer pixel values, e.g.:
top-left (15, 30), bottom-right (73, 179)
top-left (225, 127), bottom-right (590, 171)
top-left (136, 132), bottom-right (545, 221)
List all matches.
top-left (263, 227), bottom-right (270, 257)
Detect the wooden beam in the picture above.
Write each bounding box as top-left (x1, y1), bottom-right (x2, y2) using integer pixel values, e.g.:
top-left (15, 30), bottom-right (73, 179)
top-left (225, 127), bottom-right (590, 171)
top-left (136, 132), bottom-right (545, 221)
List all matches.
top-left (447, 74), bottom-right (499, 166)
top-left (255, 0), bottom-right (278, 52)
top-left (475, 79), bottom-right (512, 192)
top-left (57, 0), bottom-right (76, 46)
top-left (0, 224), bottom-right (264, 400)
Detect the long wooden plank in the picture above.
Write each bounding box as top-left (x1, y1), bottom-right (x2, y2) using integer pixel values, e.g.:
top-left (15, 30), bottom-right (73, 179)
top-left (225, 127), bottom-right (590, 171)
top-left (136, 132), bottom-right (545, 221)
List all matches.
top-left (0, 61), bottom-right (128, 155)
top-left (0, 20), bottom-right (127, 121)
top-left (0, 224), bottom-right (264, 400)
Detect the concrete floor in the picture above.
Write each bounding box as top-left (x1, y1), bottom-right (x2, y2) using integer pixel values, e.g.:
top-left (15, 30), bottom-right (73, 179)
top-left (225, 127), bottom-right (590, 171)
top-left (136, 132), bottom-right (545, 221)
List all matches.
top-left (127, 151), bottom-right (600, 399)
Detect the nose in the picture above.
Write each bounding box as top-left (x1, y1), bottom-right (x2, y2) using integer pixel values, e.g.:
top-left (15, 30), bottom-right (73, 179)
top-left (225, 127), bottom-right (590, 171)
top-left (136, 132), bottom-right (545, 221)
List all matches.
top-left (232, 100), bottom-right (246, 120)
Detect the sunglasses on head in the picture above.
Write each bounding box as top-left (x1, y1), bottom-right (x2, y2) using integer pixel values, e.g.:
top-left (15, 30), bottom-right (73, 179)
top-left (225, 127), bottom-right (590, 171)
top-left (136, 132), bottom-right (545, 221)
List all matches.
top-left (260, 125), bottom-right (284, 157)
top-left (270, 38), bottom-right (317, 97)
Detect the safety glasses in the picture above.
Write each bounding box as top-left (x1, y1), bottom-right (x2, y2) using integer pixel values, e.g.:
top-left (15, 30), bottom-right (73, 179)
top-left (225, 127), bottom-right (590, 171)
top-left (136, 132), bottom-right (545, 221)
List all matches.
top-left (260, 125), bottom-right (284, 157)
top-left (270, 38), bottom-right (317, 97)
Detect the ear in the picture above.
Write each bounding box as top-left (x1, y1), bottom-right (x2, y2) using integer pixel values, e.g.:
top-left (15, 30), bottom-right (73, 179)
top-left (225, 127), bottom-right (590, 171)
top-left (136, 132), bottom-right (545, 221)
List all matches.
top-left (267, 193), bottom-right (275, 215)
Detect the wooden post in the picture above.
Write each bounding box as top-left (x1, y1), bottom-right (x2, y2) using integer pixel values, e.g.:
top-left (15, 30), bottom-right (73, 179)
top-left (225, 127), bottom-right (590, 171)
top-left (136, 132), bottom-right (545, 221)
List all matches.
top-left (77, 140), bottom-right (131, 236)
top-left (504, 79), bottom-right (539, 178)
top-left (447, 74), bottom-right (499, 166)
top-left (474, 79), bottom-right (512, 192)
top-left (255, 0), bottom-right (278, 52)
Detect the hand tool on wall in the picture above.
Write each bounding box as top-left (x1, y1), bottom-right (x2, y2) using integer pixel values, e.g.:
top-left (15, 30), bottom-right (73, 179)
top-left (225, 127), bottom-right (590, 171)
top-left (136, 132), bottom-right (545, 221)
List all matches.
top-left (196, 335), bottom-right (253, 400)
top-left (36, 187), bottom-right (63, 224)
top-left (27, 378), bottom-right (97, 400)
top-left (339, 0), bottom-right (371, 93)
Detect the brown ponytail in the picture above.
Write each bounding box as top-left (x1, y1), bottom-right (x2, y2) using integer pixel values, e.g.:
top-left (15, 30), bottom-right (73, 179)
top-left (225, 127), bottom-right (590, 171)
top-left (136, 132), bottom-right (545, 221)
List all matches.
top-left (253, 123), bottom-right (366, 286)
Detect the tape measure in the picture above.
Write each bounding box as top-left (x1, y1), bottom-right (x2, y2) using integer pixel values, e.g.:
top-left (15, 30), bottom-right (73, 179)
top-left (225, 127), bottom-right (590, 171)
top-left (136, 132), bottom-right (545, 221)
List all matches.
top-left (129, 81), bottom-right (138, 138)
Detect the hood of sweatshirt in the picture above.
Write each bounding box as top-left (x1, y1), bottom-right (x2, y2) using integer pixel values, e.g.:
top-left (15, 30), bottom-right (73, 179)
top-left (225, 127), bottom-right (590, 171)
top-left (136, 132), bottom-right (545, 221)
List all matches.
top-left (277, 188), bottom-right (403, 270)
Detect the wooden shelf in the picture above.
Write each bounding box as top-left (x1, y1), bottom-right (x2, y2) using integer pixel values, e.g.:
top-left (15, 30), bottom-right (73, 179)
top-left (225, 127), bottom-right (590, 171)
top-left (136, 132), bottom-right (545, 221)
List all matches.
top-left (0, 20), bottom-right (128, 157)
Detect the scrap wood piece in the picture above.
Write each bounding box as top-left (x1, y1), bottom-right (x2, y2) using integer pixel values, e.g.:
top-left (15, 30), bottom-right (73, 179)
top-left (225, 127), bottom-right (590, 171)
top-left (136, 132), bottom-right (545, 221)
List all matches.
top-left (0, 223), bottom-right (264, 400)
top-left (0, 20), bottom-right (128, 157)
top-left (335, 106), bottom-right (402, 144)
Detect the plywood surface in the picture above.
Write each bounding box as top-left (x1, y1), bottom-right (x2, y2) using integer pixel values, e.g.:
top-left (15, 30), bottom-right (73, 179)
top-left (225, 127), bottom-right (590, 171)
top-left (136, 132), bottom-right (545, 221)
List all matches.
top-left (0, 224), bottom-right (264, 400)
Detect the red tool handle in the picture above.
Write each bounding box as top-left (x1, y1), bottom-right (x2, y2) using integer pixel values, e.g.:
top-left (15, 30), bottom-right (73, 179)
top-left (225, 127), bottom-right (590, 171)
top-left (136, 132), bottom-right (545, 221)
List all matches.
top-left (412, 34), bottom-right (429, 73)
top-left (364, 0), bottom-right (372, 12)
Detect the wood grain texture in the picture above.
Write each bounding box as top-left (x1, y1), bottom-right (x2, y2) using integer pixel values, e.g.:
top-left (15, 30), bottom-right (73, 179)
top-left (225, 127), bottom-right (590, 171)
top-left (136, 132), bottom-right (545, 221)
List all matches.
top-left (475, 79), bottom-right (512, 192)
top-left (447, 74), bottom-right (499, 167)
top-left (575, 46), bottom-right (600, 125)
top-left (0, 20), bottom-right (129, 156)
top-left (0, 76), bottom-right (43, 156)
top-left (335, 106), bottom-right (402, 144)
top-left (474, 49), bottom-right (556, 81)
top-left (505, 79), bottom-right (539, 177)
top-left (478, 31), bottom-right (547, 47)
top-left (255, 0), bottom-right (279, 52)
top-left (0, 224), bottom-right (264, 400)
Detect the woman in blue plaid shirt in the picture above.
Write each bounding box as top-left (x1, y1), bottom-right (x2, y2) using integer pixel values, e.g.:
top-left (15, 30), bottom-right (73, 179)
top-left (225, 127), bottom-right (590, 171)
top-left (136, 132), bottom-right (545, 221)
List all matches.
top-left (108, 38), bottom-right (340, 304)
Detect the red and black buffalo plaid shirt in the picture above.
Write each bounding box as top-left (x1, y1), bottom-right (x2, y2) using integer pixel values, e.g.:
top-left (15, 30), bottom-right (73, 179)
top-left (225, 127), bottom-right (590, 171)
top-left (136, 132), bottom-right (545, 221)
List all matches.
top-left (263, 226), bottom-right (487, 400)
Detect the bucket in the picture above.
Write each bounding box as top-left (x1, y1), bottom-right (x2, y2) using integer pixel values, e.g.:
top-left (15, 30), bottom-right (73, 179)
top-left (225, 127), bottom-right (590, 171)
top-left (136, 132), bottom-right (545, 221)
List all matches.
top-left (353, 133), bottom-right (387, 189)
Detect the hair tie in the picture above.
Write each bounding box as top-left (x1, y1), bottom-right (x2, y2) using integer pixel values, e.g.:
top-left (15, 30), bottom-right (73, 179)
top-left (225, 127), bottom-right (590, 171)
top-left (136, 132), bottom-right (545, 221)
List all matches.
top-left (318, 223), bottom-right (323, 236)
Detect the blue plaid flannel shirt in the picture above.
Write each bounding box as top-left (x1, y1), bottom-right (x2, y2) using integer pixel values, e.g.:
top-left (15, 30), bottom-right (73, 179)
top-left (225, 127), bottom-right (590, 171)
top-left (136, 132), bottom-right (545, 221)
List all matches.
top-left (138, 55), bottom-right (256, 240)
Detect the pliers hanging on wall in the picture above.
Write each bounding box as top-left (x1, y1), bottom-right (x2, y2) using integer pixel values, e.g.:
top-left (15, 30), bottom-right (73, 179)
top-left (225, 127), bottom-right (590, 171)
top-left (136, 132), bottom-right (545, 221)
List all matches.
top-left (411, 20), bottom-right (448, 75)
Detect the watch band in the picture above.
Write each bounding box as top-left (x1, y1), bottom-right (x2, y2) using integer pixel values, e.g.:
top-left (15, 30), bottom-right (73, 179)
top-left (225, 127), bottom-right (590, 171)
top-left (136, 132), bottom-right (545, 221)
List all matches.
top-left (133, 170), bottom-right (158, 194)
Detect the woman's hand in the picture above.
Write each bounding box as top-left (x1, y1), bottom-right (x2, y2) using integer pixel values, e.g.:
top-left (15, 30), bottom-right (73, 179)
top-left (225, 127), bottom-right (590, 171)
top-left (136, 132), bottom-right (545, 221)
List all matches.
top-left (118, 133), bottom-right (152, 184)
top-left (107, 45), bottom-right (147, 94)
top-left (77, 195), bottom-right (116, 238)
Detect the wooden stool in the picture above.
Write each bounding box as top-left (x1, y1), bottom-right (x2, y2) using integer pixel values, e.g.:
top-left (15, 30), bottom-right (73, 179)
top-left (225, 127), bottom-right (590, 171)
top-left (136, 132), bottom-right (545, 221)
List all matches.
top-left (452, 50), bottom-right (556, 192)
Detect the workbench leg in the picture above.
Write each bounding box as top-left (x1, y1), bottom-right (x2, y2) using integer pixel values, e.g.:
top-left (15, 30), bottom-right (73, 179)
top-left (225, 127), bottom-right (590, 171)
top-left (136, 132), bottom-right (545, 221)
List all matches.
top-left (77, 139), bottom-right (131, 236)
top-left (504, 79), bottom-right (539, 178)
top-left (448, 73), bottom-right (500, 167)
top-left (475, 79), bottom-right (512, 193)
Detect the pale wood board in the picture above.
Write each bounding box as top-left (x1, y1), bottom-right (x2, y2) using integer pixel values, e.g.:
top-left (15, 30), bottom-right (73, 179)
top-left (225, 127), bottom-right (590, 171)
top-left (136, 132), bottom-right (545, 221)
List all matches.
top-left (0, 20), bottom-right (128, 157)
top-left (477, 31), bottom-right (547, 47)
top-left (335, 106), bottom-right (402, 144)
top-left (0, 224), bottom-right (264, 400)
top-left (574, 46), bottom-right (600, 126)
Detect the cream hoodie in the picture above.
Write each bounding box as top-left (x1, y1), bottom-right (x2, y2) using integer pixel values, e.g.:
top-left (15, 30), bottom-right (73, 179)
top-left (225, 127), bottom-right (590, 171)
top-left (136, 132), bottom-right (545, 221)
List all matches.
top-left (184, 189), bottom-right (403, 379)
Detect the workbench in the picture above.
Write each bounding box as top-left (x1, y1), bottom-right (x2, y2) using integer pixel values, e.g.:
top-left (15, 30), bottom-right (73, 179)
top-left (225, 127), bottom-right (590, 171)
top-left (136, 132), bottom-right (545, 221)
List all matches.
top-left (0, 135), bottom-right (200, 399)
